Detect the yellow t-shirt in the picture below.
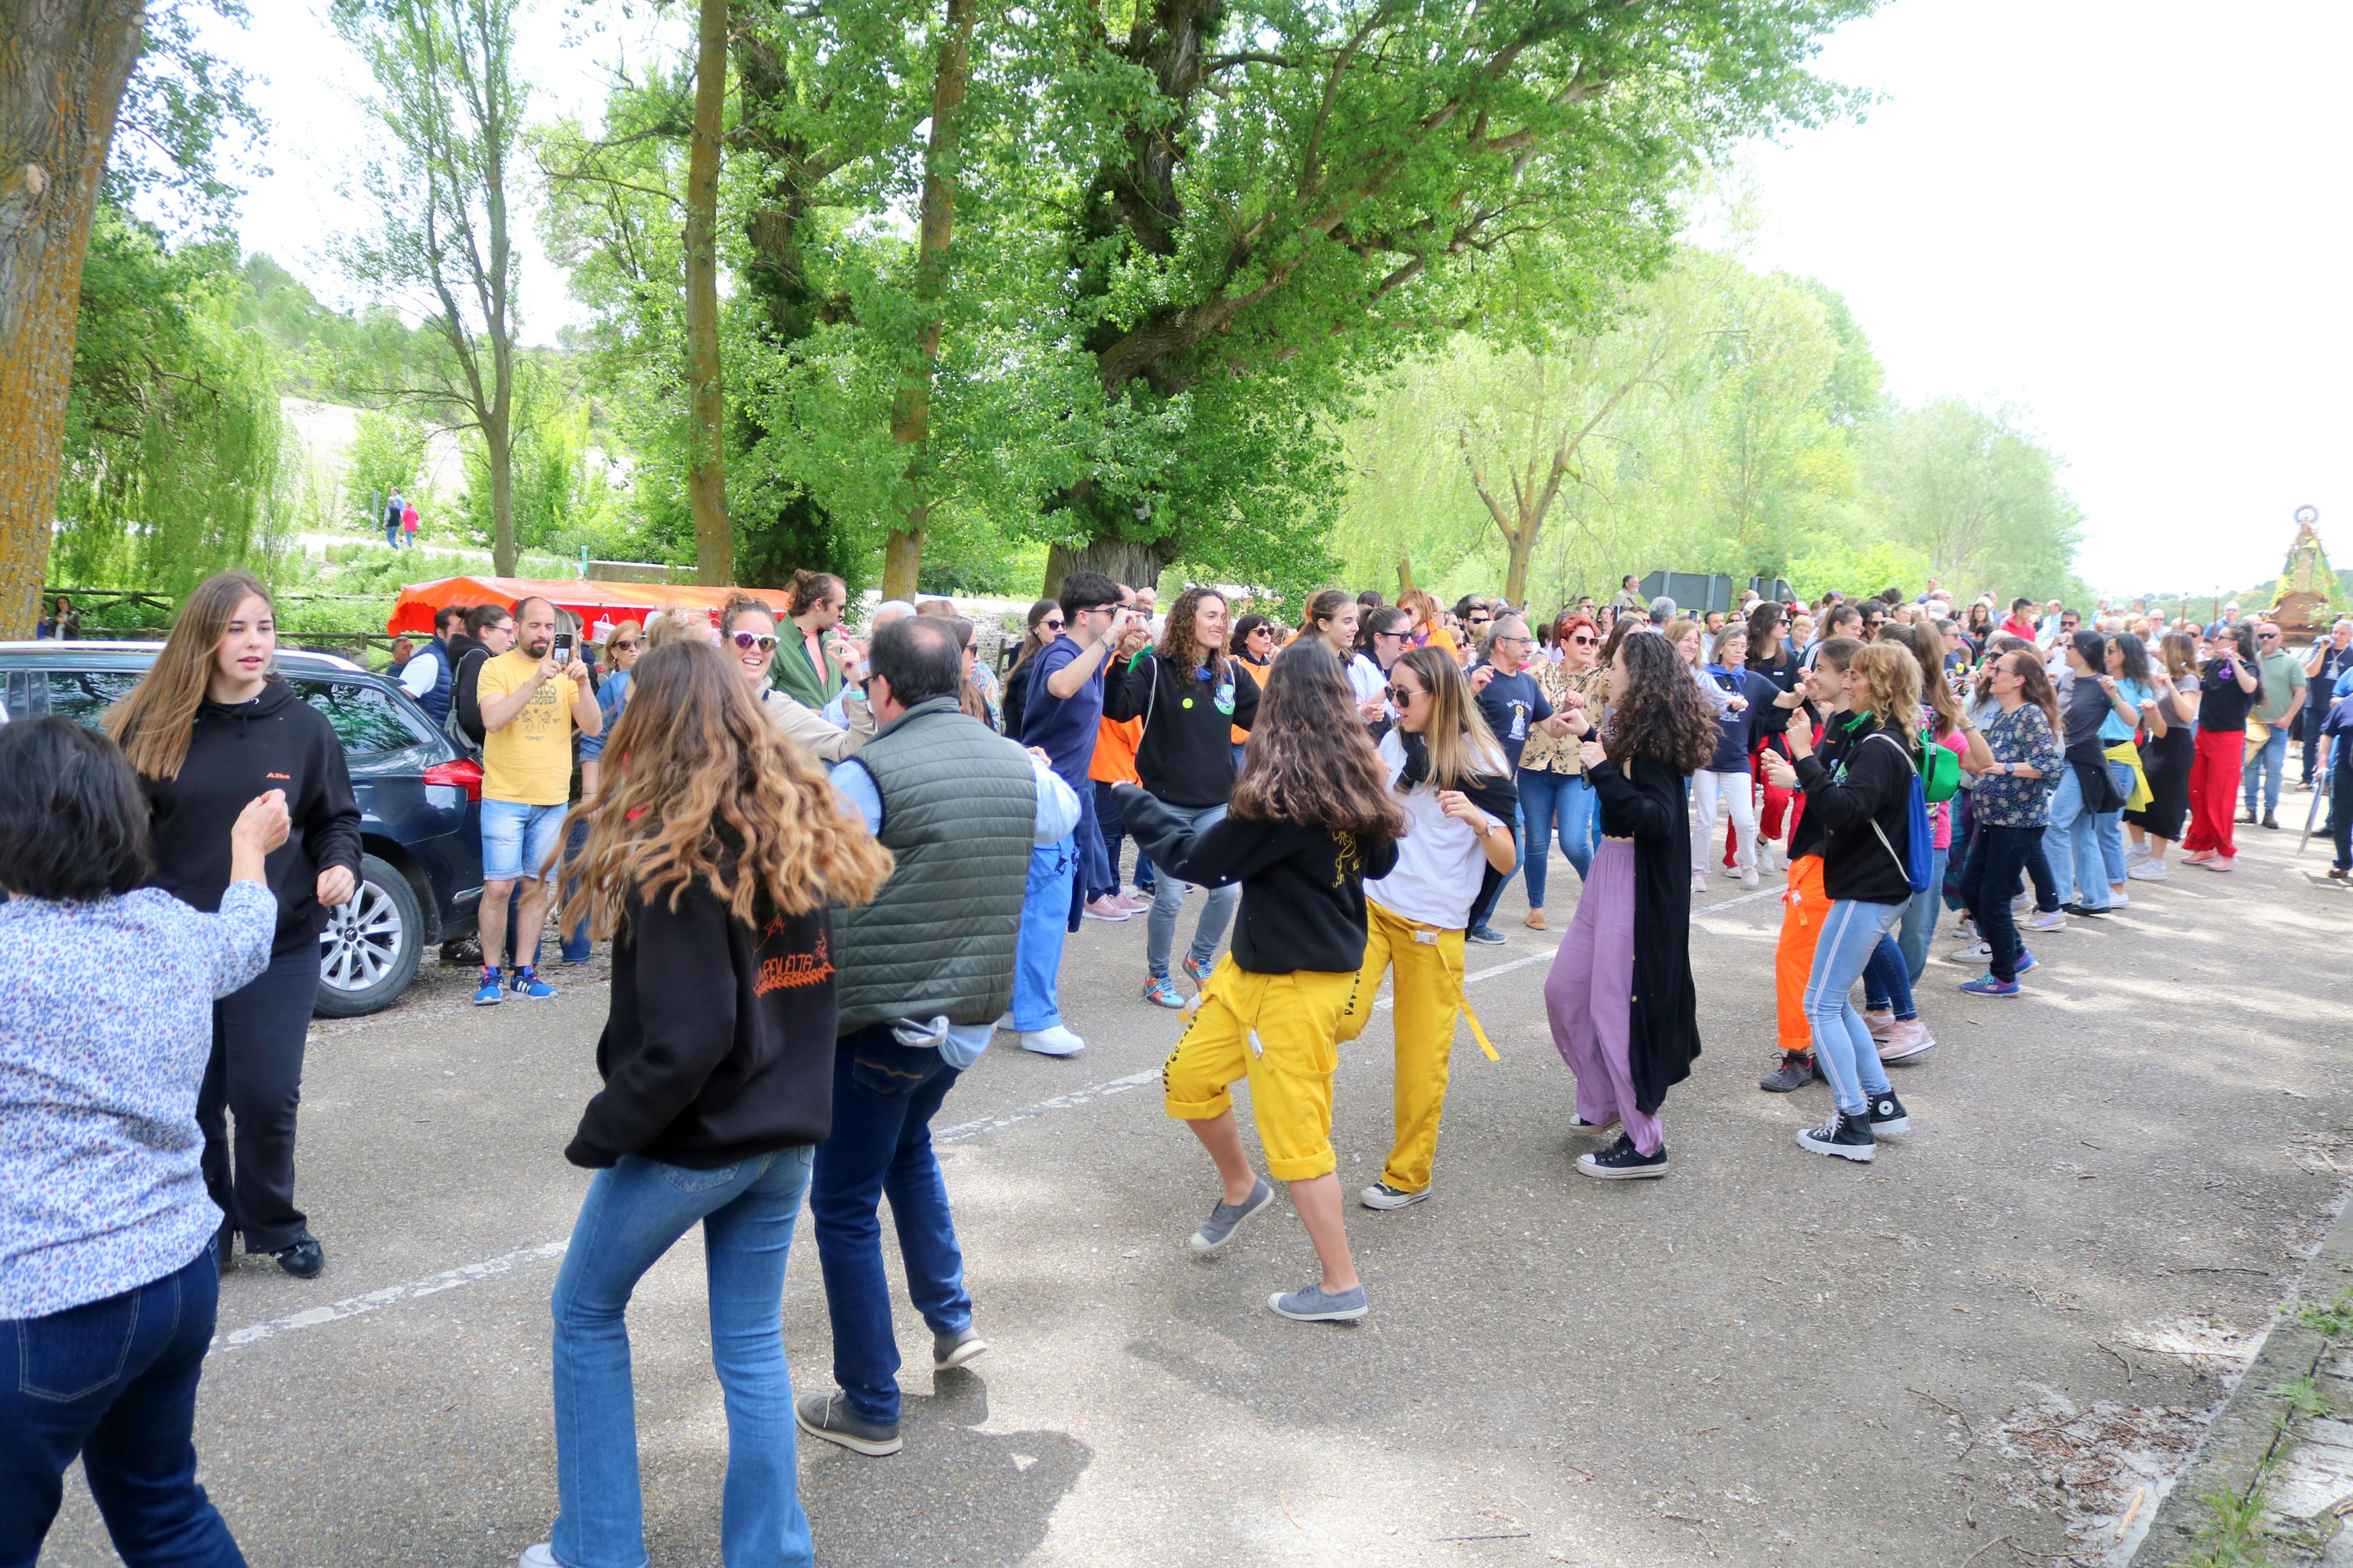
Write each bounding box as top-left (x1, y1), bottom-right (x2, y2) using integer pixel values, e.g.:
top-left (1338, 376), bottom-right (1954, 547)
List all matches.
top-left (478, 650), bottom-right (579, 806)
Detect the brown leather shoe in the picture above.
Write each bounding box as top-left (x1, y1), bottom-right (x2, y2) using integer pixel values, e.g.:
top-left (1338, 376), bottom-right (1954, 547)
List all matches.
top-left (1523, 909), bottom-right (1546, 930)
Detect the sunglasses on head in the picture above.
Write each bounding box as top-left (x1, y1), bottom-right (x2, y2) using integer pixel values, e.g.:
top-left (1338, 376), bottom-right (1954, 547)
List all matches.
top-left (730, 631), bottom-right (779, 653)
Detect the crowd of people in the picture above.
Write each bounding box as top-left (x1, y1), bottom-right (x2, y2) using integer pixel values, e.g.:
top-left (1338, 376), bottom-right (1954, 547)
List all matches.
top-left (5, 562), bottom-right (2345, 1568)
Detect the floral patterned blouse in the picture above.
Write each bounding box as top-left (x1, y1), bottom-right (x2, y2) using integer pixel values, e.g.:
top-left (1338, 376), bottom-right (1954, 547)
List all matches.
top-left (1520, 663), bottom-right (1607, 774)
top-left (1963, 700), bottom-right (2063, 829)
top-left (1, 881), bottom-right (274, 1317)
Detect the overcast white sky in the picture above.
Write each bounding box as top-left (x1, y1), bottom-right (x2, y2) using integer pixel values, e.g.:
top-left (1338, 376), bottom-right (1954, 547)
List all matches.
top-left (200, 0), bottom-right (2352, 598)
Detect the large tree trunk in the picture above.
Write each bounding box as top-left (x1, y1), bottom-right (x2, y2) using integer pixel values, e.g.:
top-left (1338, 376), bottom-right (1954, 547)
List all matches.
top-left (881, 0), bottom-right (974, 604)
top-left (485, 417), bottom-right (516, 575)
top-left (684, 0), bottom-right (732, 586)
top-left (1504, 531), bottom-right (1535, 609)
top-left (1042, 535), bottom-right (1169, 598)
top-left (0, 0), bottom-right (144, 637)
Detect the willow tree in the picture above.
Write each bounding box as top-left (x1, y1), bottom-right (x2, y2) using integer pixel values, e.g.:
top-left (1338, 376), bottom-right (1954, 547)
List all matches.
top-left (1020, 0), bottom-right (1873, 596)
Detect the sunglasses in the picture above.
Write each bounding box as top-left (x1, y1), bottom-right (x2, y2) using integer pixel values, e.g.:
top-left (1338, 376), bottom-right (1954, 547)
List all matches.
top-left (1041, 617), bottom-right (1064, 631)
top-left (1372, 629), bottom-right (1408, 641)
top-left (730, 631), bottom-right (779, 653)
top-left (609, 639), bottom-right (639, 651)
top-left (1387, 685), bottom-right (1425, 705)
top-left (1570, 635), bottom-right (1598, 646)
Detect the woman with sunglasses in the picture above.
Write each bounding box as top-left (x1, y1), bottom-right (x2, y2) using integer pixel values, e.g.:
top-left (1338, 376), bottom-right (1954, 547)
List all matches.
top-left (719, 596), bottom-right (875, 762)
top-left (1517, 613), bottom-right (1606, 927)
top-left (1000, 600), bottom-right (1064, 744)
top-left (1356, 606), bottom-right (1414, 728)
top-left (1231, 613), bottom-right (1276, 769)
top-left (2182, 623), bottom-right (2262, 872)
top-left (1543, 629), bottom-right (1714, 1179)
top-left (1332, 648), bottom-right (1516, 1211)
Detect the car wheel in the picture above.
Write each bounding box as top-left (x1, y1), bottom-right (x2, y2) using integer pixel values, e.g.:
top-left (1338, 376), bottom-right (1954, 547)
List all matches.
top-left (314, 854), bottom-right (425, 1017)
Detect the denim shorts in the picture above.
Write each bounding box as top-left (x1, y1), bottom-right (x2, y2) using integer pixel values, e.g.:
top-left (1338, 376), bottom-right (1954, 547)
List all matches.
top-left (482, 798), bottom-right (568, 882)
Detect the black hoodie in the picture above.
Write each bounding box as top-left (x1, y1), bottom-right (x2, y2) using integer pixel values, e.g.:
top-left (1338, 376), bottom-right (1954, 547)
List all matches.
top-left (1103, 650), bottom-right (1259, 807)
top-left (141, 680), bottom-right (364, 955)
top-left (567, 880), bottom-right (838, 1169)
top-left (1792, 714), bottom-right (1918, 905)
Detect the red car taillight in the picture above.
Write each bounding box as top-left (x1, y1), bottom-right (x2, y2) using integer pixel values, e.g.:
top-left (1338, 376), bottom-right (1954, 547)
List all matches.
top-left (423, 758), bottom-right (484, 802)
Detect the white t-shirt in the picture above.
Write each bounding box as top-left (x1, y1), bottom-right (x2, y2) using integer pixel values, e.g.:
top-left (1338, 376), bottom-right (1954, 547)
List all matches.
top-left (1347, 653), bottom-right (1386, 707)
top-left (1364, 728), bottom-right (1500, 930)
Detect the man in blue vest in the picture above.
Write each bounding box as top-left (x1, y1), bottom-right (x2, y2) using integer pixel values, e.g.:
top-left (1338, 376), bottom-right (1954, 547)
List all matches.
top-left (794, 616), bottom-right (1078, 1459)
top-left (398, 605), bottom-right (468, 725)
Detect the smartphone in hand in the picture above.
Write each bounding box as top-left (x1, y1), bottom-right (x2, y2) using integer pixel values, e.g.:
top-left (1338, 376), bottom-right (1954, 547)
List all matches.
top-left (553, 631), bottom-right (574, 666)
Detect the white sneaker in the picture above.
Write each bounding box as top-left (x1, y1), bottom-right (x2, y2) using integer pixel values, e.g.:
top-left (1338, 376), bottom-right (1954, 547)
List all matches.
top-left (2125, 842), bottom-right (2152, 864)
top-left (995, 1011), bottom-right (1018, 1032)
top-left (1021, 1025), bottom-right (1086, 1057)
top-left (520, 1547), bottom-right (561, 1568)
top-left (2024, 910), bottom-right (2067, 932)
top-left (2128, 858), bottom-right (2169, 881)
top-left (1691, 872), bottom-right (1709, 894)
top-left (1948, 939), bottom-right (1990, 963)
top-left (2107, 887), bottom-right (2130, 908)
top-left (1740, 869), bottom-right (1761, 890)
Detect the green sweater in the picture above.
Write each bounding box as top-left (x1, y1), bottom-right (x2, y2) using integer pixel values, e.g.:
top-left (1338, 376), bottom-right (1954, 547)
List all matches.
top-left (771, 626), bottom-right (844, 710)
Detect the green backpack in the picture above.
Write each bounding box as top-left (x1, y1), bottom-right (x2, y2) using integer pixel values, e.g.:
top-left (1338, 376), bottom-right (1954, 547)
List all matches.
top-left (1918, 724), bottom-right (1961, 804)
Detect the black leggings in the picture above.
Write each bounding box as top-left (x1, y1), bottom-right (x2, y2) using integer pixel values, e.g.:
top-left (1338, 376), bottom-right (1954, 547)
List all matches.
top-left (200, 944), bottom-right (320, 1254)
top-left (2126, 727), bottom-right (2193, 842)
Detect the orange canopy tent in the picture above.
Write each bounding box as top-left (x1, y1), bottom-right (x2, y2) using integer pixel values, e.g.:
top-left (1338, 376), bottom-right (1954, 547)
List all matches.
top-left (385, 575), bottom-right (792, 638)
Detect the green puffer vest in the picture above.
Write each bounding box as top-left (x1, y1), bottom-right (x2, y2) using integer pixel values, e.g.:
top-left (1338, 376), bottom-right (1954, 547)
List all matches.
top-left (833, 696), bottom-right (1037, 1034)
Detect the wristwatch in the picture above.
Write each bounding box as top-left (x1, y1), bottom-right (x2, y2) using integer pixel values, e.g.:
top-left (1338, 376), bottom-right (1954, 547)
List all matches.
top-left (1480, 818), bottom-right (1506, 838)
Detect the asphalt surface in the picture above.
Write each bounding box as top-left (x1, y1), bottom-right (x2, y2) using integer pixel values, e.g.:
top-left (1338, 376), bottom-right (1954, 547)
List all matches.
top-left (38, 798), bottom-right (2353, 1567)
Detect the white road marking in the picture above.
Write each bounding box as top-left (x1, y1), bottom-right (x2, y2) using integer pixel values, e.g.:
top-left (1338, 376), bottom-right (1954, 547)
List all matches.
top-left (219, 880), bottom-right (1797, 1352)
top-left (214, 1240), bottom-right (567, 1353)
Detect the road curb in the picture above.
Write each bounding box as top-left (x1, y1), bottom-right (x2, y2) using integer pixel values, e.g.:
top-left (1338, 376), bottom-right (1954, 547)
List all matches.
top-left (2130, 1192), bottom-right (2353, 1565)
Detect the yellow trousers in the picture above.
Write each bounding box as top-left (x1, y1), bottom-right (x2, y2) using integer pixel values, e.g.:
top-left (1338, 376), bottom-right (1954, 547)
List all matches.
top-left (1335, 899), bottom-right (1468, 1194)
top-left (1162, 958), bottom-right (1356, 1182)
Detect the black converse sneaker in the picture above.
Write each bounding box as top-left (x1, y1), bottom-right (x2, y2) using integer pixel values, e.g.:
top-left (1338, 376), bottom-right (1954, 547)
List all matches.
top-left (1795, 1109), bottom-right (1876, 1163)
top-left (1576, 1132), bottom-right (1668, 1181)
top-left (1866, 1089), bottom-right (1910, 1136)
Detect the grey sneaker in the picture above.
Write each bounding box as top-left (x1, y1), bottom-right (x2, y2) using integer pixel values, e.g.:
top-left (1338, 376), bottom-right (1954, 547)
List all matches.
top-left (1269, 1282), bottom-right (1369, 1322)
top-left (1758, 1053), bottom-right (1814, 1093)
top-left (1188, 1178), bottom-right (1275, 1253)
top-left (1358, 1181), bottom-right (1429, 1211)
top-left (933, 1327), bottom-right (987, 1371)
top-left (795, 1391), bottom-right (902, 1457)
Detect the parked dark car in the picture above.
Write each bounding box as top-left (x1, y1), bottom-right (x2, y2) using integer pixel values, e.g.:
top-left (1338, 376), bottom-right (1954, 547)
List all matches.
top-left (0, 642), bottom-right (485, 1017)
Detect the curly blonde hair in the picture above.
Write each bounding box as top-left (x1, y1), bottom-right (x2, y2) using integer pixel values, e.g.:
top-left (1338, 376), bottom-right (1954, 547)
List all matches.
top-left (556, 642), bottom-right (892, 937)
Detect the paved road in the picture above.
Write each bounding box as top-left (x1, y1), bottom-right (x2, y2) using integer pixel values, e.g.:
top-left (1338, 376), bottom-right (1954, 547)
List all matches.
top-left (41, 806), bottom-right (2353, 1567)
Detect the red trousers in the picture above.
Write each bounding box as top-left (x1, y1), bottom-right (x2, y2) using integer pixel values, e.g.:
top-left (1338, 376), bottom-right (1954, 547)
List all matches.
top-left (2181, 727), bottom-right (2245, 858)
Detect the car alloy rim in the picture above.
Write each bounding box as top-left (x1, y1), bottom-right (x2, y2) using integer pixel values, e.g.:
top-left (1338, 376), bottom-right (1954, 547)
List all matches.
top-left (319, 880), bottom-right (404, 991)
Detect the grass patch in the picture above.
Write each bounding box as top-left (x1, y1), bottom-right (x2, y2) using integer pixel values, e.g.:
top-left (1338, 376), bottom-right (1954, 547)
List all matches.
top-left (2294, 1288), bottom-right (2353, 1341)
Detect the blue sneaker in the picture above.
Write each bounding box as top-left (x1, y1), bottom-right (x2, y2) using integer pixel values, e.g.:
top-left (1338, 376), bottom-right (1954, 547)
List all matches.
top-left (1958, 972), bottom-right (2020, 997)
top-left (2014, 947), bottom-right (2038, 975)
top-left (509, 965), bottom-right (558, 1000)
top-left (1141, 973), bottom-right (1184, 1009)
top-left (1466, 925), bottom-right (1507, 946)
top-left (1181, 952), bottom-right (1215, 989)
top-left (474, 968), bottom-right (504, 1006)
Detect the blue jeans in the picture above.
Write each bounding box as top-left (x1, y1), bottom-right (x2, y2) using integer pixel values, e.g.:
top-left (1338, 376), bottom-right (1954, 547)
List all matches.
top-left (1091, 780), bottom-right (1153, 894)
top-left (1075, 781), bottom-right (1114, 905)
top-left (811, 1027), bottom-right (971, 1428)
top-left (1859, 931), bottom-right (1915, 1022)
top-left (1, 1245), bottom-right (242, 1568)
top-left (1146, 801), bottom-right (1239, 975)
top-left (2042, 767), bottom-right (2108, 911)
top-left (2245, 724), bottom-right (2291, 816)
top-left (1804, 899), bottom-right (1903, 1115)
top-left (549, 1148), bottom-right (817, 1568)
top-left (1464, 799), bottom-right (1524, 933)
top-left (1011, 834), bottom-right (1078, 1032)
top-left (2095, 758), bottom-right (2132, 889)
top-left (483, 798), bottom-right (569, 883)
top-left (1896, 844), bottom-right (1948, 981)
top-left (1516, 769), bottom-right (1596, 908)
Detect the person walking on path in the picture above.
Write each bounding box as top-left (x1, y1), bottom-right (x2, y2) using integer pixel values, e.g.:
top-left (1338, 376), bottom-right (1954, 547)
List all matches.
top-left (1762, 644), bottom-right (1923, 1164)
top-left (1119, 639), bottom-right (1404, 1322)
top-left (1543, 630), bottom-right (1713, 1179)
top-left (0, 719), bottom-right (289, 1568)
top-left (1106, 588), bottom-right (1260, 1006)
top-left (1331, 648), bottom-right (1517, 1212)
top-left (102, 571), bottom-right (362, 1281)
top-left (796, 617), bottom-right (1078, 1457)
top-left (2126, 632), bottom-right (2201, 881)
top-left (382, 489), bottom-right (404, 550)
top-left (400, 499), bottom-right (420, 549)
top-left (2242, 621), bottom-right (2307, 830)
top-left (2182, 623), bottom-right (2262, 871)
top-left (1519, 611), bottom-right (1606, 926)
top-left (524, 641), bottom-right (893, 1568)
top-left (474, 597), bottom-right (603, 1005)
top-left (1951, 649), bottom-right (2063, 996)
top-left (1463, 611), bottom-right (1573, 942)
top-left (1013, 573), bottom-right (1150, 1057)
top-left (771, 571), bottom-right (850, 712)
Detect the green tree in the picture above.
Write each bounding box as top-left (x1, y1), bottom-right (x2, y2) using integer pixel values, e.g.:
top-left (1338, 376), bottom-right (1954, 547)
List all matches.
top-left (1861, 397), bottom-right (2084, 602)
top-left (332, 0), bottom-right (529, 574)
top-left (342, 409), bottom-right (432, 528)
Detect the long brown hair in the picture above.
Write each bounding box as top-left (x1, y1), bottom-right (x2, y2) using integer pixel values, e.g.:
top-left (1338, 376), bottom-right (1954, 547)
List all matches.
top-left (1229, 639), bottom-right (1406, 840)
top-left (1887, 621), bottom-right (1961, 738)
top-left (1392, 646), bottom-right (1504, 790)
top-left (1998, 649), bottom-right (2063, 733)
top-left (1013, 599), bottom-right (1059, 669)
top-left (1156, 587), bottom-right (1228, 676)
top-left (598, 618), bottom-right (643, 674)
top-left (1298, 588), bottom-right (1353, 645)
top-left (2160, 630), bottom-right (2198, 682)
top-left (1847, 643), bottom-right (1922, 737)
top-left (1605, 631), bottom-right (1718, 773)
top-left (785, 569), bottom-right (844, 618)
top-left (932, 614), bottom-right (991, 724)
top-left (557, 642), bottom-right (892, 937)
top-left (105, 570), bottom-right (275, 781)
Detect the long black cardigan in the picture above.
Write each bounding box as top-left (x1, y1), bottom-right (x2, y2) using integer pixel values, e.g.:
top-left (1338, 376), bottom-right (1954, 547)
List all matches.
top-left (1585, 749), bottom-right (1701, 1113)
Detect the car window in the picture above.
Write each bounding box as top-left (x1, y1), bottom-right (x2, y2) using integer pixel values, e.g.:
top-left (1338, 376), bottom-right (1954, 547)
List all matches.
top-left (43, 669), bottom-right (141, 726)
top-left (290, 678), bottom-right (434, 756)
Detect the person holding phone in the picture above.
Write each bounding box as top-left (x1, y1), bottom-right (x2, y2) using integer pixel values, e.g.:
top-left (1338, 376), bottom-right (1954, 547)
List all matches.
top-left (475, 597), bottom-right (604, 1004)
top-left (2182, 623), bottom-right (2263, 871)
